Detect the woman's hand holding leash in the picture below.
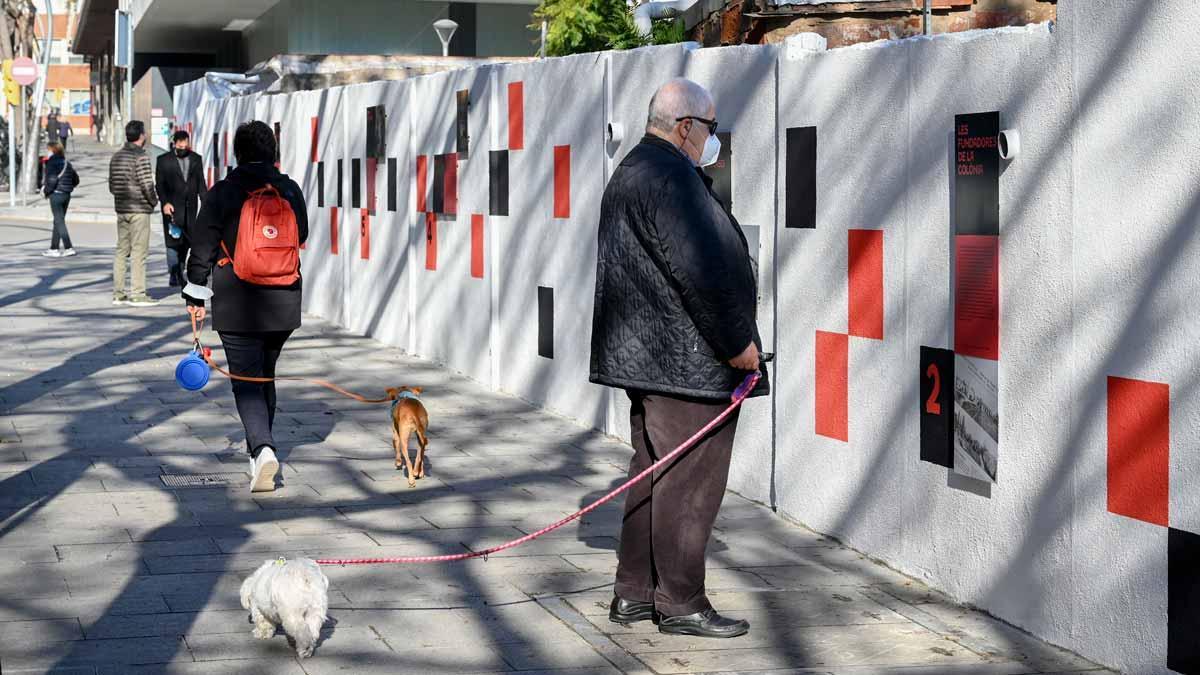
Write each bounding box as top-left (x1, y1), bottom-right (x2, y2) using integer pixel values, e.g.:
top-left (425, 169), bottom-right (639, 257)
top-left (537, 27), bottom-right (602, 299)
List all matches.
top-left (187, 305), bottom-right (206, 323)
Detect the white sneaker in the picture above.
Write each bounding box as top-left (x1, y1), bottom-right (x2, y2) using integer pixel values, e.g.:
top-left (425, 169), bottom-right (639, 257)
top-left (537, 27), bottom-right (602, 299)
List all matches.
top-left (127, 296), bottom-right (160, 307)
top-left (61, 248), bottom-right (77, 257)
top-left (41, 249), bottom-right (61, 257)
top-left (250, 446), bottom-right (279, 493)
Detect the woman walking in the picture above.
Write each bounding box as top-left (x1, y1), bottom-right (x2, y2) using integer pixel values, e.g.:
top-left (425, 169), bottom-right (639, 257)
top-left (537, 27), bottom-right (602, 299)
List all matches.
top-left (183, 121), bottom-right (308, 492)
top-left (42, 141), bottom-right (79, 258)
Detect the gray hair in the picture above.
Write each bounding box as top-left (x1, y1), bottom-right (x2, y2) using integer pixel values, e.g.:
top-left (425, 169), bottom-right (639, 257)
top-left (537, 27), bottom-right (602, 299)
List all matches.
top-left (646, 78), bottom-right (713, 135)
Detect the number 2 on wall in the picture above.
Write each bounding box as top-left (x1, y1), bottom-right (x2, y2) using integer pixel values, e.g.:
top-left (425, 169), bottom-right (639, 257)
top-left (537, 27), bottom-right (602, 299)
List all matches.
top-left (925, 363), bottom-right (942, 415)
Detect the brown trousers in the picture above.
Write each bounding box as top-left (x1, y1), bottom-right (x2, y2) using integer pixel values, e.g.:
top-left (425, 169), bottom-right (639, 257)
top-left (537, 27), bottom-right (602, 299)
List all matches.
top-left (614, 390), bottom-right (741, 617)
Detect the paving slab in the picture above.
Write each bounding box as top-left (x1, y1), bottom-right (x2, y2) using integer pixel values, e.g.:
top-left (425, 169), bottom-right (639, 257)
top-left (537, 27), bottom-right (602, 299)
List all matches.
top-left (0, 215), bottom-right (1116, 674)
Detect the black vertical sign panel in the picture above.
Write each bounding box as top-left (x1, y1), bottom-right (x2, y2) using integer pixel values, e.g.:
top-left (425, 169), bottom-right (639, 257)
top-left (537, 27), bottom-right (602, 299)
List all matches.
top-left (336, 159), bottom-right (344, 207)
top-left (954, 112), bottom-right (1000, 235)
top-left (456, 90), bottom-right (470, 159)
top-left (273, 122), bottom-right (281, 166)
top-left (1170, 527), bottom-right (1200, 674)
top-left (489, 150), bottom-right (508, 216)
top-left (366, 105), bottom-right (386, 159)
top-left (431, 154), bottom-right (446, 214)
top-left (785, 126), bottom-right (817, 229)
top-left (706, 131), bottom-right (732, 212)
top-left (211, 133), bottom-right (219, 167)
top-left (317, 161), bottom-right (325, 207)
top-left (386, 158), bottom-right (397, 212)
top-left (919, 346), bottom-right (955, 468)
top-left (537, 287), bottom-right (554, 359)
top-left (351, 158), bottom-right (362, 208)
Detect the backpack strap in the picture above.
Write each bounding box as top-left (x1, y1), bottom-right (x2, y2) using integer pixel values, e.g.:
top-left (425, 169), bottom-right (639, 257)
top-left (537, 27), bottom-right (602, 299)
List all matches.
top-left (218, 240), bottom-right (233, 268)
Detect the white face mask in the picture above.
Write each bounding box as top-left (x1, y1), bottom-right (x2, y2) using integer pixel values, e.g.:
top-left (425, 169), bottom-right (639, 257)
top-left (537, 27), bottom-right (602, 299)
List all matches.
top-left (699, 133), bottom-right (721, 167)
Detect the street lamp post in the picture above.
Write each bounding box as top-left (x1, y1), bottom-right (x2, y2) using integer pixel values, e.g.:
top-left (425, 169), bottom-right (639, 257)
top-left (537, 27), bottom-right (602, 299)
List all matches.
top-left (434, 19), bottom-right (458, 58)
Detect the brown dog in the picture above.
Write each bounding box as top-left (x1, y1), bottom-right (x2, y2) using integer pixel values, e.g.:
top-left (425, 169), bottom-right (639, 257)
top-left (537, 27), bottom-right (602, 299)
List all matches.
top-left (386, 386), bottom-right (429, 487)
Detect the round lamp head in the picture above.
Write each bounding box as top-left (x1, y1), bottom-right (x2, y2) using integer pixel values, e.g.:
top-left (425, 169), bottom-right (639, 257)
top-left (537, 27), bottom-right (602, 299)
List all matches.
top-left (434, 19), bottom-right (458, 56)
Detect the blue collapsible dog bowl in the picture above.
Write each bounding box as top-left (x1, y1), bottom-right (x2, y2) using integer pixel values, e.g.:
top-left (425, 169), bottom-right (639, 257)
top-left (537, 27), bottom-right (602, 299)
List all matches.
top-left (175, 350), bottom-right (210, 391)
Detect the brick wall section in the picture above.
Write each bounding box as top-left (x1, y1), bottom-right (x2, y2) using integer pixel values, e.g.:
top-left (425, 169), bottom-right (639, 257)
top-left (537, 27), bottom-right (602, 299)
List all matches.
top-left (691, 0), bottom-right (1056, 49)
top-left (47, 64), bottom-right (90, 90)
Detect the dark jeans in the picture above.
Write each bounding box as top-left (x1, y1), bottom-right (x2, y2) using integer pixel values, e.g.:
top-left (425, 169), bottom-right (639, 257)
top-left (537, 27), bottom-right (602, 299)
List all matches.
top-left (218, 330), bottom-right (292, 458)
top-left (165, 243), bottom-right (188, 282)
top-left (49, 192), bottom-right (71, 250)
top-left (614, 390), bottom-right (741, 617)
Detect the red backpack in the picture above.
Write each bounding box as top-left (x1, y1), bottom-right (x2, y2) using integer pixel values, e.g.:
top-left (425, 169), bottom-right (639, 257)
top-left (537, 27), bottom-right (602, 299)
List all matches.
top-left (219, 184), bottom-right (301, 286)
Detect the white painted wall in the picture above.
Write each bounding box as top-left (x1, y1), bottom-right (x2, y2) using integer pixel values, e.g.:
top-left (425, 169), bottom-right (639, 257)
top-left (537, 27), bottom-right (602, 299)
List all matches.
top-left (187, 4), bottom-right (1200, 670)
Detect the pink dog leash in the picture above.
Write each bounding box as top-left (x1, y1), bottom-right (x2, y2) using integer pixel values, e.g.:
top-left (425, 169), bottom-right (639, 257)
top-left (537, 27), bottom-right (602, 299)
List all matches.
top-left (315, 372), bottom-right (761, 566)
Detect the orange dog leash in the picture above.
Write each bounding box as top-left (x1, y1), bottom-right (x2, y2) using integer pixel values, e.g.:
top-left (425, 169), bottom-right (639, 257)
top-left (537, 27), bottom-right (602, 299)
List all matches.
top-left (189, 313), bottom-right (395, 404)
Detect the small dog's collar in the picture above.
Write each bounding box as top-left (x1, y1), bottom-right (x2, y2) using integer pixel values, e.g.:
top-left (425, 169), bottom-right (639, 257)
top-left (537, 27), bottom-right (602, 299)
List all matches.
top-left (274, 557), bottom-right (286, 566)
top-left (392, 391), bottom-right (420, 407)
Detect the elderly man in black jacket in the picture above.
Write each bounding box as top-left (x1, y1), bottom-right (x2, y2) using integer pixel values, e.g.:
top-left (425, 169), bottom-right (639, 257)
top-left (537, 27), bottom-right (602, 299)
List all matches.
top-left (156, 130), bottom-right (208, 286)
top-left (590, 78), bottom-right (769, 639)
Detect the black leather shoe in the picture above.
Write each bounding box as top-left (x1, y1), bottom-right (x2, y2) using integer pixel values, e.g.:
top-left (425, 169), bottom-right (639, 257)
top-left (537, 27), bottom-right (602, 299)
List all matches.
top-left (609, 596), bottom-right (656, 624)
top-left (659, 608), bottom-right (749, 638)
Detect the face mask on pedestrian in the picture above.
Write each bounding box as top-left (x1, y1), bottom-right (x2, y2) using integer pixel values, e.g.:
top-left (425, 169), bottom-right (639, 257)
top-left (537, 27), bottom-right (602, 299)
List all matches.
top-left (698, 134), bottom-right (721, 168)
top-left (174, 144), bottom-right (189, 157)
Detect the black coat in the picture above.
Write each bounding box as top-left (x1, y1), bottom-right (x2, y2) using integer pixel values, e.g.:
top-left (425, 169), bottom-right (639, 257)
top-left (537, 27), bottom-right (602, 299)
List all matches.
top-left (155, 149), bottom-right (207, 244)
top-left (590, 135), bottom-right (769, 400)
top-left (185, 163), bottom-right (309, 333)
top-left (42, 154), bottom-right (78, 195)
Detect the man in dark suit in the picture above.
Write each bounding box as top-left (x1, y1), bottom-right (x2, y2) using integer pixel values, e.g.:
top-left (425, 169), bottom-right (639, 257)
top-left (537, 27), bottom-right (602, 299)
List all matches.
top-left (156, 130), bottom-right (208, 286)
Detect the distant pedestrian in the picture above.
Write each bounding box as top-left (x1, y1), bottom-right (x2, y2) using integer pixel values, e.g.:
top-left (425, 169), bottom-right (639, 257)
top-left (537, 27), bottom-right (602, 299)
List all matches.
top-left (184, 121), bottom-right (308, 493)
top-left (155, 130), bottom-right (207, 287)
top-left (108, 120), bottom-right (159, 307)
top-left (589, 78), bottom-right (769, 639)
top-left (41, 140), bottom-right (78, 258)
top-left (57, 119), bottom-right (72, 152)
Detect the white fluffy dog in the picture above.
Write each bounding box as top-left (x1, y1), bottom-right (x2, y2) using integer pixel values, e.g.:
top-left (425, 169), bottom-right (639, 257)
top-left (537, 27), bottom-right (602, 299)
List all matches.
top-left (240, 557), bottom-right (329, 658)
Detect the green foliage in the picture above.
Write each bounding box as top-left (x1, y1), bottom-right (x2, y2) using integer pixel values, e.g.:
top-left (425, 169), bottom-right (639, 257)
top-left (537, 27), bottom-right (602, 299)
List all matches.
top-left (532, 0), bottom-right (686, 57)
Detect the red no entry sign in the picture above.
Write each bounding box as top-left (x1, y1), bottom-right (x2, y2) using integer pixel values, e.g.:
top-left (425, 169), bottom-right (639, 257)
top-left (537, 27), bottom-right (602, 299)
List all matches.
top-left (11, 57), bottom-right (38, 86)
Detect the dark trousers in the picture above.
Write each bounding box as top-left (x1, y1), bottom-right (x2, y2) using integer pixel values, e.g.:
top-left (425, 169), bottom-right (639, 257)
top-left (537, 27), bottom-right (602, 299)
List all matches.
top-left (165, 243), bottom-right (188, 283)
top-left (49, 192), bottom-right (71, 250)
top-left (218, 331), bottom-right (291, 458)
top-left (614, 390), bottom-right (741, 617)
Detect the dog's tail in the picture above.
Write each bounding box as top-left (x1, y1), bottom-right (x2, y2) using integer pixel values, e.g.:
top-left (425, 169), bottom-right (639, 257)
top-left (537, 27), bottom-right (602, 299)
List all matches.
top-left (287, 607), bottom-right (326, 659)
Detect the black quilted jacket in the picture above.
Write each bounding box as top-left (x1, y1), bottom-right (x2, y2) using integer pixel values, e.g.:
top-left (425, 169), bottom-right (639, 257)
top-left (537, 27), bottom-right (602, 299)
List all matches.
top-left (589, 136), bottom-right (769, 400)
top-left (108, 142), bottom-right (157, 214)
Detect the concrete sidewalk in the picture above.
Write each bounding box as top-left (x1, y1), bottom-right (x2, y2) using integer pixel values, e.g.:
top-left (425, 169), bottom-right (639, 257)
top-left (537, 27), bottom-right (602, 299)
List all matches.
top-left (0, 135), bottom-right (136, 227)
top-left (0, 218), bottom-right (1113, 674)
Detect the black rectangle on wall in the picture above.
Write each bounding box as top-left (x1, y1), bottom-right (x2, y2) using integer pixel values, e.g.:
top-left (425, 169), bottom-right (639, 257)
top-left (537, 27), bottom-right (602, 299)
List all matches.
top-left (919, 346), bottom-right (955, 468)
top-left (785, 126), bottom-right (817, 229)
top-left (457, 90), bottom-right (470, 159)
top-left (387, 158), bottom-right (397, 212)
top-left (366, 105), bottom-right (386, 159)
top-left (212, 133), bottom-right (219, 167)
top-left (707, 131), bottom-right (732, 212)
top-left (489, 150), bottom-right (508, 216)
top-left (317, 161), bottom-right (325, 207)
top-left (432, 154), bottom-right (446, 214)
top-left (1170, 527), bottom-right (1200, 674)
top-left (336, 159), bottom-right (344, 207)
top-left (538, 287), bottom-right (554, 359)
top-left (351, 158), bottom-right (362, 208)
top-left (954, 111), bottom-right (1001, 236)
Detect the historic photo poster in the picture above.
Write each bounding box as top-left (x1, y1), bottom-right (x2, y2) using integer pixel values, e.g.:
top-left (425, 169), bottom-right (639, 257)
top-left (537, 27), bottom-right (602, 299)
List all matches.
top-left (953, 354), bottom-right (998, 483)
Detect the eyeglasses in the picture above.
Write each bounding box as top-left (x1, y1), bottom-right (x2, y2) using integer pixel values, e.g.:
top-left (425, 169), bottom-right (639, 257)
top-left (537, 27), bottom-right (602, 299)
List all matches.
top-left (676, 116), bottom-right (718, 136)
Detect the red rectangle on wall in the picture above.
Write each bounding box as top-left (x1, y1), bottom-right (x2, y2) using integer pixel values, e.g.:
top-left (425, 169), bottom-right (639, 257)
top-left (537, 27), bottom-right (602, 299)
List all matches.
top-left (1107, 376), bottom-right (1170, 526)
top-left (187, 122), bottom-right (193, 138)
top-left (508, 81), bottom-right (524, 150)
top-left (425, 212), bottom-right (437, 271)
top-left (206, 167), bottom-right (213, 189)
top-left (815, 330), bottom-right (849, 442)
top-left (954, 234), bottom-right (999, 361)
top-left (554, 145), bottom-right (570, 219)
top-left (848, 229), bottom-right (884, 340)
top-left (360, 209), bottom-right (370, 260)
top-left (444, 153), bottom-right (458, 215)
top-left (366, 158), bottom-right (377, 215)
top-left (330, 207), bottom-right (339, 255)
top-left (310, 116), bottom-right (319, 162)
top-left (471, 214), bottom-right (484, 279)
top-left (416, 155), bottom-right (427, 213)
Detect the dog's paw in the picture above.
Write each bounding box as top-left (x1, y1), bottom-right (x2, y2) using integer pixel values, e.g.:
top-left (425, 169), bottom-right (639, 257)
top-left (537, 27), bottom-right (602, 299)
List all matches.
top-left (252, 625), bottom-right (275, 639)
